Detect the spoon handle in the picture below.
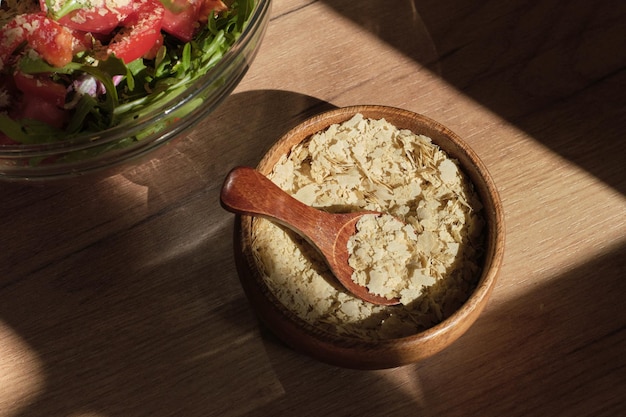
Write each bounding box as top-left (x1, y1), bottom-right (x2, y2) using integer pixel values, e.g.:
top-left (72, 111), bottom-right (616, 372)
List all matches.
top-left (220, 166), bottom-right (329, 238)
top-left (221, 166), bottom-right (400, 306)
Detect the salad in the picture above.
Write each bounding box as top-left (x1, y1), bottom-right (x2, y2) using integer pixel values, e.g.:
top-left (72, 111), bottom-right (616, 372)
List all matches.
top-left (0, 0), bottom-right (255, 145)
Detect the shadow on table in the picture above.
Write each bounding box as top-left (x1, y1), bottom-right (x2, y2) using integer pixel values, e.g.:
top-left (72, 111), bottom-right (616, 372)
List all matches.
top-left (0, 90), bottom-right (343, 417)
top-left (320, 0), bottom-right (626, 194)
top-left (2, 2), bottom-right (624, 414)
top-left (1, 81), bottom-right (624, 415)
top-left (246, 242), bottom-right (626, 417)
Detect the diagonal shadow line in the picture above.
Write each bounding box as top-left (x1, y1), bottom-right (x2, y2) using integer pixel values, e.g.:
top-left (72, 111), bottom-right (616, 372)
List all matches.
top-left (0, 87), bottom-right (623, 416)
top-left (245, 242), bottom-right (626, 417)
top-left (318, 0), bottom-right (626, 195)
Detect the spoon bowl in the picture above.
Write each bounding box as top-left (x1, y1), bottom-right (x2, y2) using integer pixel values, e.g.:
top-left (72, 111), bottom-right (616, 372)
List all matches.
top-left (220, 166), bottom-right (400, 305)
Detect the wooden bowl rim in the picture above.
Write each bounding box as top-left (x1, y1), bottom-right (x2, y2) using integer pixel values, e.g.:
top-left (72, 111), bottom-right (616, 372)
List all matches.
top-left (234, 105), bottom-right (505, 369)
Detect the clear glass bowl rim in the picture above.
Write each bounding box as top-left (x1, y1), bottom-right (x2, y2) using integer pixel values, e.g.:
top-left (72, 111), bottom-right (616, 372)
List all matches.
top-left (0, 0), bottom-right (271, 158)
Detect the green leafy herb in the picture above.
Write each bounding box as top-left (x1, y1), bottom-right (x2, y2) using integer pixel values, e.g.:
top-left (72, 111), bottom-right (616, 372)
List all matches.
top-left (45, 0), bottom-right (91, 20)
top-left (0, 0), bottom-right (256, 148)
top-left (0, 114), bottom-right (65, 144)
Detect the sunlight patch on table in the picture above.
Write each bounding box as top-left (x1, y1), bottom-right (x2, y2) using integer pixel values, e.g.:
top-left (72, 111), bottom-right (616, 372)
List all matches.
top-left (377, 367), bottom-right (426, 408)
top-left (0, 321), bottom-right (44, 417)
top-left (475, 120), bottom-right (626, 304)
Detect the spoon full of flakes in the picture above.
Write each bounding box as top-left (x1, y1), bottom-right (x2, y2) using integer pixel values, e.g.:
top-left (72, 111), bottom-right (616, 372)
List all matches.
top-left (220, 166), bottom-right (400, 306)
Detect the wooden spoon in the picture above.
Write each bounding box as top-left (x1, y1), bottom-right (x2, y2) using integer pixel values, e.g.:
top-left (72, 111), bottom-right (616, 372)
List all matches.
top-left (220, 166), bottom-right (400, 306)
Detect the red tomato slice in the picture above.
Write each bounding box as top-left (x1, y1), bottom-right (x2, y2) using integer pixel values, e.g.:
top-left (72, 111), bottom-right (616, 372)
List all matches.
top-left (108, 0), bottom-right (165, 63)
top-left (13, 95), bottom-right (69, 129)
top-left (197, 0), bottom-right (228, 22)
top-left (38, 0), bottom-right (133, 34)
top-left (28, 16), bottom-right (74, 67)
top-left (13, 72), bottom-right (67, 108)
top-left (161, 0), bottom-right (227, 42)
top-left (60, 3), bottom-right (134, 34)
top-left (59, 9), bottom-right (127, 34)
top-left (0, 13), bottom-right (73, 68)
top-left (0, 72), bottom-right (68, 136)
top-left (161, 2), bottom-right (199, 42)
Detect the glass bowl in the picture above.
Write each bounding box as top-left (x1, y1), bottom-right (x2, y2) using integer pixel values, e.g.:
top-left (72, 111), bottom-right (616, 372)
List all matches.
top-left (0, 0), bottom-right (271, 182)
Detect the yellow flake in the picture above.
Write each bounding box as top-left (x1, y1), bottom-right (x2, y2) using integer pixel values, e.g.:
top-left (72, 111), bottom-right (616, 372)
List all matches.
top-left (252, 114), bottom-right (486, 339)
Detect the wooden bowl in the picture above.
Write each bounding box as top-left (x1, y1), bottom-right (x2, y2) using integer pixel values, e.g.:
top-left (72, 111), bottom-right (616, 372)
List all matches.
top-left (233, 105), bottom-right (505, 369)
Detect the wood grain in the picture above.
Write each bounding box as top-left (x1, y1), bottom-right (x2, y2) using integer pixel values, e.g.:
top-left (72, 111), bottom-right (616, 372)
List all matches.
top-left (1, 0), bottom-right (625, 416)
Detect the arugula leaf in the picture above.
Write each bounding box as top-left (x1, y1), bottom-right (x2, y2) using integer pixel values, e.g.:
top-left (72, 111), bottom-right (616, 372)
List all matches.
top-left (0, 114), bottom-right (66, 144)
top-left (19, 55), bottom-right (127, 126)
top-left (65, 94), bottom-right (98, 134)
top-left (45, 0), bottom-right (91, 20)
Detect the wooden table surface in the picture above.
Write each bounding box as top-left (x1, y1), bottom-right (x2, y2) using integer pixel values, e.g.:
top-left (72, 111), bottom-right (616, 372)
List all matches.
top-left (1, 0), bottom-right (625, 416)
